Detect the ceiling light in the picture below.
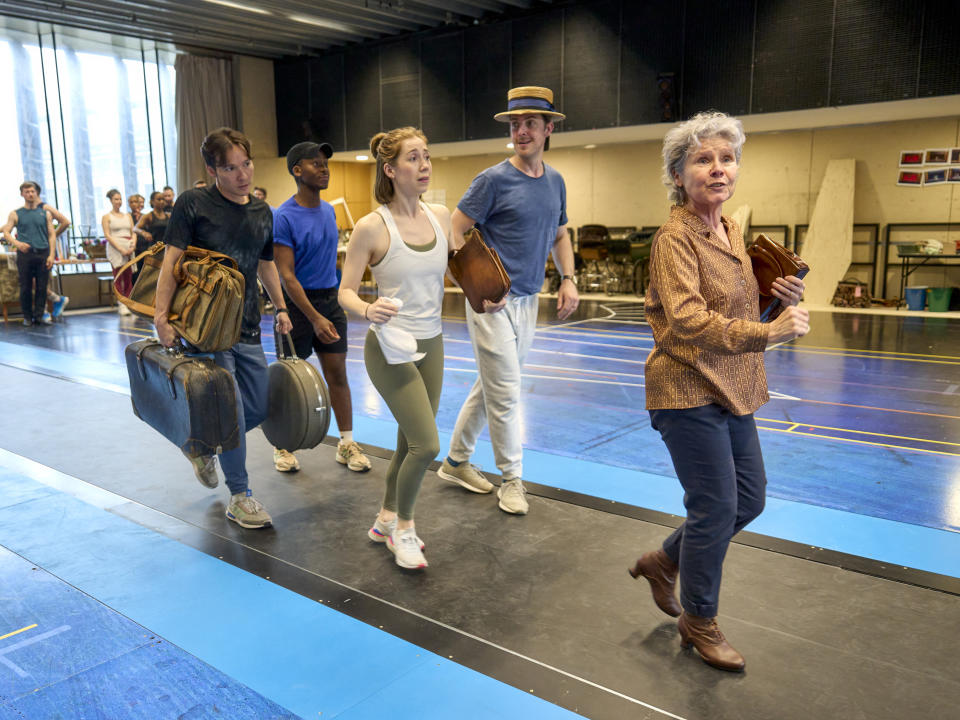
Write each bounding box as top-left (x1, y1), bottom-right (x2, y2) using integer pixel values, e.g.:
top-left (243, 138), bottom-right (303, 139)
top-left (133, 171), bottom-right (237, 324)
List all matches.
top-left (585, 144), bottom-right (596, 149)
top-left (355, 155), bottom-right (369, 161)
top-left (288, 14), bottom-right (354, 33)
top-left (506, 143), bottom-right (514, 149)
top-left (202, 0), bottom-right (271, 15)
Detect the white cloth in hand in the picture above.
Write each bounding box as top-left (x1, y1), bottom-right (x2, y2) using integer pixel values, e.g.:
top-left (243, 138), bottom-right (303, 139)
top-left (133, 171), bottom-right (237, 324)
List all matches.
top-left (370, 296), bottom-right (426, 364)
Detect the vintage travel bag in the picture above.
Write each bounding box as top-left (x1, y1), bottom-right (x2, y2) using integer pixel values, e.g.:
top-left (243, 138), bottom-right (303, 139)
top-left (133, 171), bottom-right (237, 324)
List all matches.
top-left (831, 278), bottom-right (871, 308)
top-left (125, 338), bottom-right (239, 458)
top-left (447, 227), bottom-right (511, 313)
top-left (260, 333), bottom-right (331, 451)
top-left (747, 233), bottom-right (810, 322)
top-left (115, 242), bottom-right (246, 352)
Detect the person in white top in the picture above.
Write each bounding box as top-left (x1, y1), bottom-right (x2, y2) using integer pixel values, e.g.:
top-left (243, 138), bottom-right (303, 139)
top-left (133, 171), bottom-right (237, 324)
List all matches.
top-left (102, 188), bottom-right (134, 316)
top-left (339, 126), bottom-right (455, 571)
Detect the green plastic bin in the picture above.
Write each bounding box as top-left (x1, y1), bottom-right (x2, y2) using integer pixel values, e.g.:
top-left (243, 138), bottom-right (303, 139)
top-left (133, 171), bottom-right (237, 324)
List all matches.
top-left (928, 287), bottom-right (953, 312)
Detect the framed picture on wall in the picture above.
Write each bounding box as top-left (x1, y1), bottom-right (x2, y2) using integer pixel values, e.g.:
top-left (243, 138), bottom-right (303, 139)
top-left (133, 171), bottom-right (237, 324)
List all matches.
top-left (924, 149), bottom-right (950, 164)
top-left (897, 170), bottom-right (922, 186)
top-left (950, 148), bottom-right (960, 165)
top-left (899, 150), bottom-right (924, 166)
top-left (923, 168), bottom-right (948, 185)
top-left (947, 168), bottom-right (960, 183)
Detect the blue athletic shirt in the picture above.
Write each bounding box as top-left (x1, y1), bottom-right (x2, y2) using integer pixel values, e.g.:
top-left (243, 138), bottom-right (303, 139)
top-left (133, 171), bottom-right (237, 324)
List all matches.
top-left (272, 196), bottom-right (339, 290)
top-left (457, 159), bottom-right (567, 297)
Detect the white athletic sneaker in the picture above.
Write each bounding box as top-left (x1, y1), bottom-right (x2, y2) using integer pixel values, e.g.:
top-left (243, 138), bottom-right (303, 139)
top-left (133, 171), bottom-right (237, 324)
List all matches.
top-left (368, 516), bottom-right (424, 550)
top-left (273, 448), bottom-right (300, 472)
top-left (497, 478), bottom-right (529, 515)
top-left (387, 527), bottom-right (427, 569)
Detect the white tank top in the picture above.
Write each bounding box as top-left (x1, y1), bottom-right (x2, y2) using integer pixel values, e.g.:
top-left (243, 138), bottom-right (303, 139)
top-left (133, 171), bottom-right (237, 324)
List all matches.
top-left (370, 202), bottom-right (448, 339)
top-left (105, 212), bottom-right (134, 268)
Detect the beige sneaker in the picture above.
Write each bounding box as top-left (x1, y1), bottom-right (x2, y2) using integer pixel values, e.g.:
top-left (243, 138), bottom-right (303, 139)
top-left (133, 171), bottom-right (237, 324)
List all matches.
top-left (497, 478), bottom-right (529, 515)
top-left (273, 448), bottom-right (300, 472)
top-left (336, 441), bottom-right (372, 472)
top-left (184, 452), bottom-right (218, 489)
top-left (226, 490), bottom-right (273, 529)
top-left (437, 459), bottom-right (493, 494)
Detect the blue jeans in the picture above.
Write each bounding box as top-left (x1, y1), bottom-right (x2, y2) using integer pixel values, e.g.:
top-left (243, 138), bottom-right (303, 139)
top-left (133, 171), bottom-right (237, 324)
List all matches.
top-left (649, 404), bottom-right (767, 617)
top-left (213, 342), bottom-right (269, 495)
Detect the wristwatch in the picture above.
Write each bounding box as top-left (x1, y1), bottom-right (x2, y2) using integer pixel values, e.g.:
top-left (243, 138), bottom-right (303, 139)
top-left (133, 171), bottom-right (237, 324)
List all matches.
top-left (276, 307), bottom-right (289, 314)
top-left (561, 274), bottom-right (577, 285)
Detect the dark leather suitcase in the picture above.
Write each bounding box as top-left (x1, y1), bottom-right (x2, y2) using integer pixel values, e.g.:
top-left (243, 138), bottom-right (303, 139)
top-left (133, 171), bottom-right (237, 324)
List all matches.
top-left (261, 333), bottom-right (331, 451)
top-left (125, 338), bottom-right (239, 457)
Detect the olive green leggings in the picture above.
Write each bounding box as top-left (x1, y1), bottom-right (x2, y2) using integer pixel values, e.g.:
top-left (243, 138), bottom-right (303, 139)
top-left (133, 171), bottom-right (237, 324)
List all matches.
top-left (364, 330), bottom-right (444, 521)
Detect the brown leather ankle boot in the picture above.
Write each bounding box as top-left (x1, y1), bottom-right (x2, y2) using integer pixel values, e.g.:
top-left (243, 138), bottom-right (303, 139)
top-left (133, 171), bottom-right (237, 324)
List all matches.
top-left (628, 548), bottom-right (681, 617)
top-left (677, 612), bottom-right (745, 672)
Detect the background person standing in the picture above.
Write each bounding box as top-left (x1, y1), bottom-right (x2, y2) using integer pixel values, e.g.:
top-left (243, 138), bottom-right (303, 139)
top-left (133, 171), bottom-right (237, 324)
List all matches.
top-left (1, 181), bottom-right (56, 325)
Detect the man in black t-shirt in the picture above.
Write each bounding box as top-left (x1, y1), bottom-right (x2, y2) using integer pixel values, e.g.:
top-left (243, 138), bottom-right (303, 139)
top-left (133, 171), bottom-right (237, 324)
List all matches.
top-left (155, 127), bottom-right (292, 530)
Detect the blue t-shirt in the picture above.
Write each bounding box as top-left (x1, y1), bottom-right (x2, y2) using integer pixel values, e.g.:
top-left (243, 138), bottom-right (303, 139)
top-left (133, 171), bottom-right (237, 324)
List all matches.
top-left (273, 196), bottom-right (339, 290)
top-left (458, 159), bottom-right (567, 297)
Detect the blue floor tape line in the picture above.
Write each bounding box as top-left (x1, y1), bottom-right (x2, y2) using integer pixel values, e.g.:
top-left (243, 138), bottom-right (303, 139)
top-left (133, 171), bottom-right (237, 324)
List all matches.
top-left (349, 414), bottom-right (960, 579)
top-left (0, 460), bottom-right (581, 720)
top-left (0, 546), bottom-right (297, 718)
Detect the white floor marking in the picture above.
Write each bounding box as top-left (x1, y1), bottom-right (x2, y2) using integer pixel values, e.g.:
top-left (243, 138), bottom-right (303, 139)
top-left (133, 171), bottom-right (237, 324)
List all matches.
top-left (0, 625), bottom-right (71, 678)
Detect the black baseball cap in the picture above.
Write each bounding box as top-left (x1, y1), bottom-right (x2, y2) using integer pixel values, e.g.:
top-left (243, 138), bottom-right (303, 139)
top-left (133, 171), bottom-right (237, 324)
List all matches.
top-left (286, 141), bottom-right (333, 175)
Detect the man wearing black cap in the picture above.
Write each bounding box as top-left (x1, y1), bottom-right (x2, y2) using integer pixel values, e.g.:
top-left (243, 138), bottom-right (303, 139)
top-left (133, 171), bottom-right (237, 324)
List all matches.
top-left (271, 141), bottom-right (371, 474)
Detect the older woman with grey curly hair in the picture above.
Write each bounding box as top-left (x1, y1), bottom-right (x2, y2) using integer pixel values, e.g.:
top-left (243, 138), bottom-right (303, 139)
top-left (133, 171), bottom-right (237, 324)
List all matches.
top-left (628, 111), bottom-right (809, 672)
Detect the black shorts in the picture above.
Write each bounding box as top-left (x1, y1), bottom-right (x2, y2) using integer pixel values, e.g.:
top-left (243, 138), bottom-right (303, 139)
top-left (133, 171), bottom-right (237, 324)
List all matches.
top-left (285, 287), bottom-right (348, 357)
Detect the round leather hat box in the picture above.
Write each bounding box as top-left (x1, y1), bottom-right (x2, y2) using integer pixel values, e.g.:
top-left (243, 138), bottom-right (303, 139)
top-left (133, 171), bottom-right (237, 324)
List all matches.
top-left (261, 335), bottom-right (331, 450)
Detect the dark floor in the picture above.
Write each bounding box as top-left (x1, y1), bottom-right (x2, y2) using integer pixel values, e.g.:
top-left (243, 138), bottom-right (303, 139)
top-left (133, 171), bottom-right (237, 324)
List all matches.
top-left (2, 357), bottom-right (959, 719)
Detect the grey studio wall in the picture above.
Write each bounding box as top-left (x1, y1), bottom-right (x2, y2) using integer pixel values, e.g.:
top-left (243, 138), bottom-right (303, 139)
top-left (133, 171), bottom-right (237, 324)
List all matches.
top-left (272, 0), bottom-right (960, 154)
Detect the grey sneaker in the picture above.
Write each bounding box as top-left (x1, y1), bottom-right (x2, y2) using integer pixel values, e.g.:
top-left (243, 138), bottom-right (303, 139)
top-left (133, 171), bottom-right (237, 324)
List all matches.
top-left (437, 459), bottom-right (493, 494)
top-left (368, 516), bottom-right (424, 549)
top-left (336, 441), bottom-right (372, 472)
top-left (185, 452), bottom-right (218, 488)
top-left (388, 527), bottom-right (427, 569)
top-left (273, 448), bottom-right (300, 472)
top-left (497, 478), bottom-right (529, 515)
top-left (226, 490), bottom-right (273, 529)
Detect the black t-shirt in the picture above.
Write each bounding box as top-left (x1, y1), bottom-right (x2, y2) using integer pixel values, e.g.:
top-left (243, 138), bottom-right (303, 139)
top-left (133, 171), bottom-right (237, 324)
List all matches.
top-left (165, 185), bottom-right (274, 342)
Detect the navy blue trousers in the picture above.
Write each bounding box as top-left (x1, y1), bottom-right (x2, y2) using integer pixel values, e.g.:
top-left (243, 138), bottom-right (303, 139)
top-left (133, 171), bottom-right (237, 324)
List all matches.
top-left (649, 404), bottom-right (767, 617)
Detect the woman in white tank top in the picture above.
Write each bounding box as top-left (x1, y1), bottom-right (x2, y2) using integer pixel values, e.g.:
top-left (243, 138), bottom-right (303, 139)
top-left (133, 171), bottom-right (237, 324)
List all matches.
top-left (339, 127), bottom-right (457, 571)
top-left (101, 188), bottom-right (135, 316)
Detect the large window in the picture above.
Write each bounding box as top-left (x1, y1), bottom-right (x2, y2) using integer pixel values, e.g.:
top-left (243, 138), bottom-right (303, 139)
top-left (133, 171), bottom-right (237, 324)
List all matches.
top-left (0, 19), bottom-right (176, 255)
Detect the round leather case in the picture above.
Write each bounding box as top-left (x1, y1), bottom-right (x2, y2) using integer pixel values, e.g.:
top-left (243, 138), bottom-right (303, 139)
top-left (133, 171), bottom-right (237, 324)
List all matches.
top-left (261, 334), bottom-right (331, 450)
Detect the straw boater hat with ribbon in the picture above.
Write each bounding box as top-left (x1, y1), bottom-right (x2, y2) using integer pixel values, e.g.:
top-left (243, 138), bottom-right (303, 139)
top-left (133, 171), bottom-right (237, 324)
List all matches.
top-left (493, 86), bottom-right (565, 122)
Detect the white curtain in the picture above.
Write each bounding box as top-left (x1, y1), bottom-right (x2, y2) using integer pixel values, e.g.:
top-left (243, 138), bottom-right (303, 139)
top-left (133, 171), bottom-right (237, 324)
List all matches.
top-left (175, 54), bottom-right (236, 191)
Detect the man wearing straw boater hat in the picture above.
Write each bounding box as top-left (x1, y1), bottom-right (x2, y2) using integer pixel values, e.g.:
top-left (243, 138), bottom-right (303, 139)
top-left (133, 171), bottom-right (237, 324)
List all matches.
top-left (437, 85), bottom-right (579, 515)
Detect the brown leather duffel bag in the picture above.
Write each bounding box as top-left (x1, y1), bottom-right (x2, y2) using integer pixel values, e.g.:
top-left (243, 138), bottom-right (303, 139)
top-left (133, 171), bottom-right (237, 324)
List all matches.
top-left (747, 233), bottom-right (810, 322)
top-left (447, 227), bottom-right (511, 313)
top-left (116, 242), bottom-right (245, 352)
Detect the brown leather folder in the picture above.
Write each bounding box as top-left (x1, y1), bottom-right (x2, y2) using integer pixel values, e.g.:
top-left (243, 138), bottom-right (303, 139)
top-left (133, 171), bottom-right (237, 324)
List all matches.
top-left (447, 227), bottom-right (511, 314)
top-left (747, 233), bottom-right (810, 321)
